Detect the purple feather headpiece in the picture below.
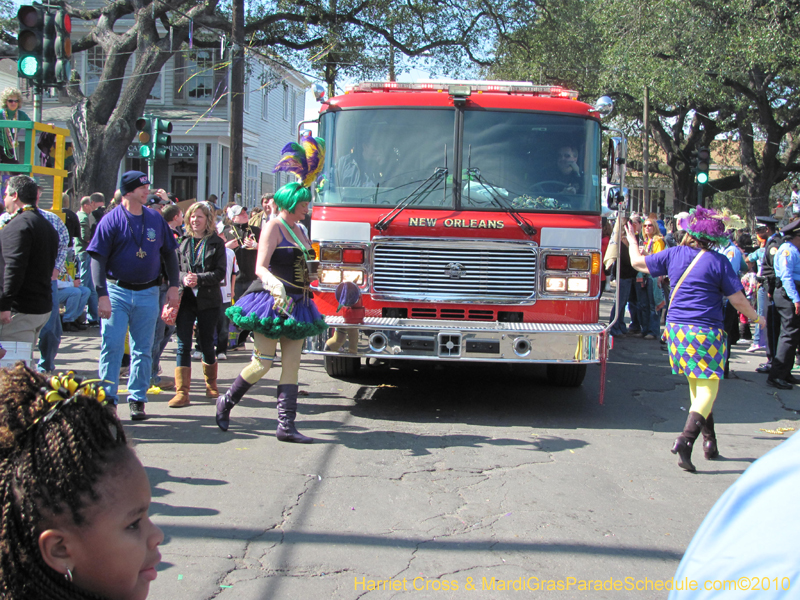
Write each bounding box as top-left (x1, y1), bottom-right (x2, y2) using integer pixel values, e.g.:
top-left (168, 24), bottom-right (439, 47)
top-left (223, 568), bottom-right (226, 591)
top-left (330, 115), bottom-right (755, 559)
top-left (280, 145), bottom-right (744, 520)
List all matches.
top-left (273, 131), bottom-right (325, 189)
top-left (678, 206), bottom-right (728, 245)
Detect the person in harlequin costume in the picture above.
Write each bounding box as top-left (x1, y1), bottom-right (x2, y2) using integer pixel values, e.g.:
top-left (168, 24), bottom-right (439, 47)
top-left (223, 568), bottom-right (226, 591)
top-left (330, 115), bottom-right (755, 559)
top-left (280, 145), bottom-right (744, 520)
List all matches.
top-left (625, 207), bottom-right (764, 472)
top-left (216, 133), bottom-right (327, 442)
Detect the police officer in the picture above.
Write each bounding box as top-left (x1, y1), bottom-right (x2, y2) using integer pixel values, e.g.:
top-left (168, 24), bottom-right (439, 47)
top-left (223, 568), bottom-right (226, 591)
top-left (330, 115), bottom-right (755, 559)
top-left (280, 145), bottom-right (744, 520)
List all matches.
top-left (766, 219), bottom-right (800, 389)
top-left (756, 216), bottom-right (783, 374)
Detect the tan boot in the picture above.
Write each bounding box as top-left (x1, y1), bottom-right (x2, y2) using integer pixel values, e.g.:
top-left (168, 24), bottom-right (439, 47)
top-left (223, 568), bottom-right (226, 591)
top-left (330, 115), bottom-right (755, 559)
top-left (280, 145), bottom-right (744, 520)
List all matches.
top-left (203, 362), bottom-right (219, 398)
top-left (168, 367), bottom-right (191, 408)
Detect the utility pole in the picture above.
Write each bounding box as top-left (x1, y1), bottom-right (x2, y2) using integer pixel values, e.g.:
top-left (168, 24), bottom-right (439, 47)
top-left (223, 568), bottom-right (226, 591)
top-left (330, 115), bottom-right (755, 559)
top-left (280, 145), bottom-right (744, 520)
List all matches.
top-left (228, 0), bottom-right (244, 202)
top-left (642, 86), bottom-right (650, 215)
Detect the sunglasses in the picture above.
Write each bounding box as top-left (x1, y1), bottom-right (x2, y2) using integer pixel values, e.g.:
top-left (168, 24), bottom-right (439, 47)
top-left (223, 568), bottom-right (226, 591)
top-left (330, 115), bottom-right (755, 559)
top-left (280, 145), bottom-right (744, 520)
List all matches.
top-left (6, 99), bottom-right (18, 104)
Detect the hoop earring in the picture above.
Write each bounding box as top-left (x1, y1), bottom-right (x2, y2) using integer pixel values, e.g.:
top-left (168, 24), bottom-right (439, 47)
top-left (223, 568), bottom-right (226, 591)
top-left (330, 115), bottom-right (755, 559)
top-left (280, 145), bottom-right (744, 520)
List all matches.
top-left (64, 567), bottom-right (73, 583)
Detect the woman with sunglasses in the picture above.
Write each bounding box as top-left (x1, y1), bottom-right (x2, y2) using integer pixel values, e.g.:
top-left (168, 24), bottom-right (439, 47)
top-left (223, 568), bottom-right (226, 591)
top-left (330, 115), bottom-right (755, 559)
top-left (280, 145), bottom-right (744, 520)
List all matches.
top-left (638, 216), bottom-right (667, 340)
top-left (0, 88), bottom-right (30, 167)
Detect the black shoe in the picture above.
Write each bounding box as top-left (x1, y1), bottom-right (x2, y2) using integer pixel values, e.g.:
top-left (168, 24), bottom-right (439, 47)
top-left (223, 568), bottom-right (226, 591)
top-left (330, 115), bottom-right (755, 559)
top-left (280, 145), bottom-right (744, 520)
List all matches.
top-left (62, 321), bottom-right (79, 332)
top-left (87, 320), bottom-right (100, 328)
top-left (756, 364), bottom-right (771, 373)
top-left (767, 377), bottom-right (793, 390)
top-left (73, 320), bottom-right (88, 330)
top-left (129, 401), bottom-right (147, 420)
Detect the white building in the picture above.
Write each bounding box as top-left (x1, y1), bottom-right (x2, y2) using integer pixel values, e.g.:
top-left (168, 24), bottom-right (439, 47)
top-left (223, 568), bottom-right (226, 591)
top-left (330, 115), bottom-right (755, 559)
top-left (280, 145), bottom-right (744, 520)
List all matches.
top-left (30, 9), bottom-right (309, 207)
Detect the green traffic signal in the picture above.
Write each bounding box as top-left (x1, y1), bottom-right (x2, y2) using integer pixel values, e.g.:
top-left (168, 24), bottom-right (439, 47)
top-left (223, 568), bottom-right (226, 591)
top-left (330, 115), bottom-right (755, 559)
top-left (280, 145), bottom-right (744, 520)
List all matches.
top-left (17, 5), bottom-right (44, 81)
top-left (696, 146), bottom-right (711, 185)
top-left (135, 115), bottom-right (154, 161)
top-left (153, 118), bottom-right (172, 160)
top-left (19, 55), bottom-right (39, 77)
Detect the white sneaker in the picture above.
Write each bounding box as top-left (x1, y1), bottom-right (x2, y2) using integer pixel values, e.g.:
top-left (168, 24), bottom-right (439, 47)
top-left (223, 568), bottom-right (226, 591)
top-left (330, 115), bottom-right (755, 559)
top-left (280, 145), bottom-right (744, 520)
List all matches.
top-left (216, 353), bottom-right (227, 361)
top-left (191, 350), bottom-right (202, 360)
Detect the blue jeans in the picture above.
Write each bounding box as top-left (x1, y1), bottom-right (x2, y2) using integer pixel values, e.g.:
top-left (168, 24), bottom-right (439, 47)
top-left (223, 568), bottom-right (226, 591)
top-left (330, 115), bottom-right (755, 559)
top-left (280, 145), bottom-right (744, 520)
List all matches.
top-left (609, 277), bottom-right (634, 336)
top-left (99, 284), bottom-right (160, 404)
top-left (37, 279), bottom-right (62, 373)
top-left (78, 251), bottom-right (99, 323)
top-left (59, 285), bottom-right (91, 322)
top-left (754, 286), bottom-right (767, 347)
top-left (637, 276), bottom-right (661, 337)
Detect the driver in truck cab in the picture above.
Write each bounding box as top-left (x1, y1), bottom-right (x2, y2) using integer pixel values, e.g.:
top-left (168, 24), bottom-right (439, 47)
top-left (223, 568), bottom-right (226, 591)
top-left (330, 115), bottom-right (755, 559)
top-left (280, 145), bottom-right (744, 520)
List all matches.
top-left (555, 144), bottom-right (583, 194)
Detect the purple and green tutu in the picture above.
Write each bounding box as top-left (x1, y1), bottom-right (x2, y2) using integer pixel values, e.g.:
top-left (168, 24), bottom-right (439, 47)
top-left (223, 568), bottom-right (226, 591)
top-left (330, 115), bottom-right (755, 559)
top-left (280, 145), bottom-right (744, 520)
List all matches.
top-left (226, 291), bottom-right (328, 340)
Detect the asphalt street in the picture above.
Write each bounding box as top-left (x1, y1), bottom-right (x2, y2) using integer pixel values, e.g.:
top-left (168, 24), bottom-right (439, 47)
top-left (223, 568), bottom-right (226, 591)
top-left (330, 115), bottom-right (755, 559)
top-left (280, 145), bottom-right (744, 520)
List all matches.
top-left (38, 305), bottom-right (799, 600)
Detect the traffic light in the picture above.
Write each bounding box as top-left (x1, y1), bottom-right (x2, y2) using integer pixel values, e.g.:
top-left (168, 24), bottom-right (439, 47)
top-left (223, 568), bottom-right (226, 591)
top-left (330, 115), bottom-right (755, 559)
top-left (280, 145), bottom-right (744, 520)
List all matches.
top-left (17, 5), bottom-right (44, 81)
top-left (696, 147), bottom-right (710, 185)
top-left (54, 9), bottom-right (71, 84)
top-left (153, 118), bottom-right (172, 161)
top-left (41, 10), bottom-right (56, 86)
top-left (135, 115), bottom-right (154, 160)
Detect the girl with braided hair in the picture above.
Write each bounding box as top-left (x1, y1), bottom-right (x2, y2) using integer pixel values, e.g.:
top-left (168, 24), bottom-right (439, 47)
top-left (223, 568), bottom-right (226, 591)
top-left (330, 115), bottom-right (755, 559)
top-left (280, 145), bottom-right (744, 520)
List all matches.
top-left (218, 133), bottom-right (327, 441)
top-left (0, 363), bottom-right (163, 599)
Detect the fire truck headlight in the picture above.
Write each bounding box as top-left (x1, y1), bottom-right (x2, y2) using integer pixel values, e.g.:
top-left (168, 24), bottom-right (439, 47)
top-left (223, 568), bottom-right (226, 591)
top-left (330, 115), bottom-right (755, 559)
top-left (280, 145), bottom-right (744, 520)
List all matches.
top-left (321, 247), bottom-right (342, 262)
top-left (342, 269), bottom-right (365, 285)
top-left (568, 256), bottom-right (590, 271)
top-left (320, 269), bottom-right (342, 284)
top-left (545, 277), bottom-right (567, 292)
top-left (567, 277), bottom-right (589, 293)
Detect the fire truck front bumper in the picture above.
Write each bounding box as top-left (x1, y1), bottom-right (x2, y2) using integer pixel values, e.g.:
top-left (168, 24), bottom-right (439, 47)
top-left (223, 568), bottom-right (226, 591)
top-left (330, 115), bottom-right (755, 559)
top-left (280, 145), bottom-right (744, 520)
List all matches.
top-left (307, 317), bottom-right (607, 363)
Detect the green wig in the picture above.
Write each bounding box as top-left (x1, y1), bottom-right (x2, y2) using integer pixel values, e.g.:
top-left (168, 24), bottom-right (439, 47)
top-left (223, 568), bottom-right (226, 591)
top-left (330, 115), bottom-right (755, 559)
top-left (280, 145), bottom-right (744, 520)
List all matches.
top-left (274, 181), bottom-right (311, 214)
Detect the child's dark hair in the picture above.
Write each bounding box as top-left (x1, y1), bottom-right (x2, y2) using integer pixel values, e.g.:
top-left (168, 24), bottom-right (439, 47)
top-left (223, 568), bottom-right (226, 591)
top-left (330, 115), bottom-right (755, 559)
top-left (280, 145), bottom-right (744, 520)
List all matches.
top-left (0, 363), bottom-right (128, 599)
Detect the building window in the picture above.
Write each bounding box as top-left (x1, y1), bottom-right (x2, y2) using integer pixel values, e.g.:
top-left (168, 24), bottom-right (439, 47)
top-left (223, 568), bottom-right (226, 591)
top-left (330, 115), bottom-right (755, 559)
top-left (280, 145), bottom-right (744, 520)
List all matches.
top-left (85, 47), bottom-right (104, 96)
top-left (283, 84), bottom-right (289, 120)
top-left (274, 171), bottom-right (281, 191)
top-left (243, 79), bottom-right (250, 112)
top-left (246, 162), bottom-right (258, 205)
top-left (147, 69), bottom-right (163, 101)
top-left (262, 87), bottom-right (269, 121)
top-left (291, 90), bottom-right (298, 133)
top-left (185, 50), bottom-right (216, 102)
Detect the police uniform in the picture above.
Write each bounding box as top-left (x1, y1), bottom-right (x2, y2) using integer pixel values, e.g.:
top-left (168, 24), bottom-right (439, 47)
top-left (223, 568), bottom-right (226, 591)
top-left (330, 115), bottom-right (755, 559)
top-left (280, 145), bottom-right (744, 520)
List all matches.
top-left (767, 219), bottom-right (800, 387)
top-left (757, 216), bottom-right (782, 371)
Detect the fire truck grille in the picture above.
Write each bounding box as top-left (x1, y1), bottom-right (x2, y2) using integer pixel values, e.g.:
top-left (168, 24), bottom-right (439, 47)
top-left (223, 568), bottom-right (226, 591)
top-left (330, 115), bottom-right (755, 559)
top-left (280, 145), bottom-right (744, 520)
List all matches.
top-left (372, 241), bottom-right (537, 302)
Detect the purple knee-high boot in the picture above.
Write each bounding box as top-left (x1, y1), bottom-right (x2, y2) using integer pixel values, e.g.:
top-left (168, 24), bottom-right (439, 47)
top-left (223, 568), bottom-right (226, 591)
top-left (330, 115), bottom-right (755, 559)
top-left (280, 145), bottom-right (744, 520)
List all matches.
top-left (276, 384), bottom-right (313, 443)
top-left (216, 375), bottom-right (254, 432)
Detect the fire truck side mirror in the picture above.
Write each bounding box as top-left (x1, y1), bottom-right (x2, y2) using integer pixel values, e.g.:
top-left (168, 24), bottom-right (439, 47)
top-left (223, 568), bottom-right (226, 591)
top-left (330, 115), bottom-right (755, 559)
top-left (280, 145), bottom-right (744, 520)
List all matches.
top-left (606, 137), bottom-right (627, 184)
top-left (590, 96), bottom-right (614, 117)
top-left (606, 186), bottom-right (628, 210)
top-left (313, 82), bottom-right (326, 102)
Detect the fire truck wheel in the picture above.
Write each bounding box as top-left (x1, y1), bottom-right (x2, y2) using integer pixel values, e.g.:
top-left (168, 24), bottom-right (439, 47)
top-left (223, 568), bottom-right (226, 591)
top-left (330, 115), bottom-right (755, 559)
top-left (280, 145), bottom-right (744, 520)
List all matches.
top-left (545, 364), bottom-right (587, 387)
top-left (324, 356), bottom-right (362, 378)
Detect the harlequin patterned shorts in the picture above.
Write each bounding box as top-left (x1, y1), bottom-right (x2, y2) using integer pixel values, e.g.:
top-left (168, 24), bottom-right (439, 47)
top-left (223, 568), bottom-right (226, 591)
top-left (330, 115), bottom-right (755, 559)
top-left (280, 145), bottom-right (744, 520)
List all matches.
top-left (665, 322), bottom-right (728, 379)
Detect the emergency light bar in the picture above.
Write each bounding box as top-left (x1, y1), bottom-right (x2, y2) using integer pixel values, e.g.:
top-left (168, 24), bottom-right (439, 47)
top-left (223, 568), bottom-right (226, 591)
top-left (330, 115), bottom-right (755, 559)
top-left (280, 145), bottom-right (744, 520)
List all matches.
top-left (347, 81), bottom-right (579, 100)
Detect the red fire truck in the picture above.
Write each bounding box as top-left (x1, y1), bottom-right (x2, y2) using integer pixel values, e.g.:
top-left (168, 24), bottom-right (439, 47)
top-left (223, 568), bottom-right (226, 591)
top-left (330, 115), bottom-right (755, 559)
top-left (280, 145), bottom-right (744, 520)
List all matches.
top-left (306, 80), bottom-right (617, 387)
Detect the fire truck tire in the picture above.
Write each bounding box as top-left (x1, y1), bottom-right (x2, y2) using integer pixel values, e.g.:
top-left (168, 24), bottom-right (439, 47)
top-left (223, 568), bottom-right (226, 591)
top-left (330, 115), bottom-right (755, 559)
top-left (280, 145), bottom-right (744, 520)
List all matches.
top-left (545, 364), bottom-right (587, 387)
top-left (324, 356), bottom-right (362, 378)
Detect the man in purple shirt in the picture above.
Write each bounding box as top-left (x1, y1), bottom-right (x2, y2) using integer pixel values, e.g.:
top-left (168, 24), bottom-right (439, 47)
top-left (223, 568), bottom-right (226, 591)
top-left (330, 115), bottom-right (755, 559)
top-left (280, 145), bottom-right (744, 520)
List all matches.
top-left (88, 171), bottom-right (180, 420)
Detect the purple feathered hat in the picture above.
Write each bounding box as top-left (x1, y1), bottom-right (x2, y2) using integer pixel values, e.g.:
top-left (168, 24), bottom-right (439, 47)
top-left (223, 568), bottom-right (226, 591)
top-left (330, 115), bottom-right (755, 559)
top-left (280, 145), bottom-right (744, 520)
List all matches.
top-left (677, 206), bottom-right (728, 245)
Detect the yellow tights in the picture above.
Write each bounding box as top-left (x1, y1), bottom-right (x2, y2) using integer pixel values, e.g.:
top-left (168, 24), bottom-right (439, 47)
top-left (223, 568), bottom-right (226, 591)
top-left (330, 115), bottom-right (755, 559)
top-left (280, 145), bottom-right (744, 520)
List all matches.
top-left (687, 377), bottom-right (719, 418)
top-left (240, 333), bottom-right (304, 386)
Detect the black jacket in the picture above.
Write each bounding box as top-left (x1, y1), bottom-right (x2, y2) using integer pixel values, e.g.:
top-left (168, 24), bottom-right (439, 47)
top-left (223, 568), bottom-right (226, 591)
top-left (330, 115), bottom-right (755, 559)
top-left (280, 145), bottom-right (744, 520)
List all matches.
top-left (0, 209), bottom-right (58, 313)
top-left (177, 232), bottom-right (226, 311)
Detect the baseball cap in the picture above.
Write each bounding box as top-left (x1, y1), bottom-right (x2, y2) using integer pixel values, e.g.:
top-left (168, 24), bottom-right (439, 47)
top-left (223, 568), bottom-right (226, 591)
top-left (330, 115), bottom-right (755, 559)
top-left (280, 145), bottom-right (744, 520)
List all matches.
top-left (227, 205), bottom-right (247, 220)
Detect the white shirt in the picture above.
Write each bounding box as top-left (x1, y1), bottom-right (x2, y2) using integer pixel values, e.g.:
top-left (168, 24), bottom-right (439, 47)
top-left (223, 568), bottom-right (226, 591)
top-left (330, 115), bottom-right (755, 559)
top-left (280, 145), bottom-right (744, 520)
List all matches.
top-left (221, 247), bottom-right (238, 303)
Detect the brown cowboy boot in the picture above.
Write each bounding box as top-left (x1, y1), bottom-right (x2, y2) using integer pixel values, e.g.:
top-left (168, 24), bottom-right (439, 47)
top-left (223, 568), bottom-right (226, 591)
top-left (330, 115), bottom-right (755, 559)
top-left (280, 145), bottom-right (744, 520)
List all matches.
top-left (168, 367), bottom-right (191, 408)
top-left (671, 412), bottom-right (705, 472)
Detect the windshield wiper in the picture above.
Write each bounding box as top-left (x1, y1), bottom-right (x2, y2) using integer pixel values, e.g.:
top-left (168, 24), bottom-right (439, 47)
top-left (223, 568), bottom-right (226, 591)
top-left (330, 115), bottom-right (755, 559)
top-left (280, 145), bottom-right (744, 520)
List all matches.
top-left (466, 168), bottom-right (536, 238)
top-left (375, 167), bottom-right (448, 231)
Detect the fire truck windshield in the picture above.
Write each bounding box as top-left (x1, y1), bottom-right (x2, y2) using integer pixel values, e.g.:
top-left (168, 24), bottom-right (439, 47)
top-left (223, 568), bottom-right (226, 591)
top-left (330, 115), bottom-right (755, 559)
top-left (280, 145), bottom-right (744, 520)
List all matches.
top-left (318, 108), bottom-right (601, 213)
